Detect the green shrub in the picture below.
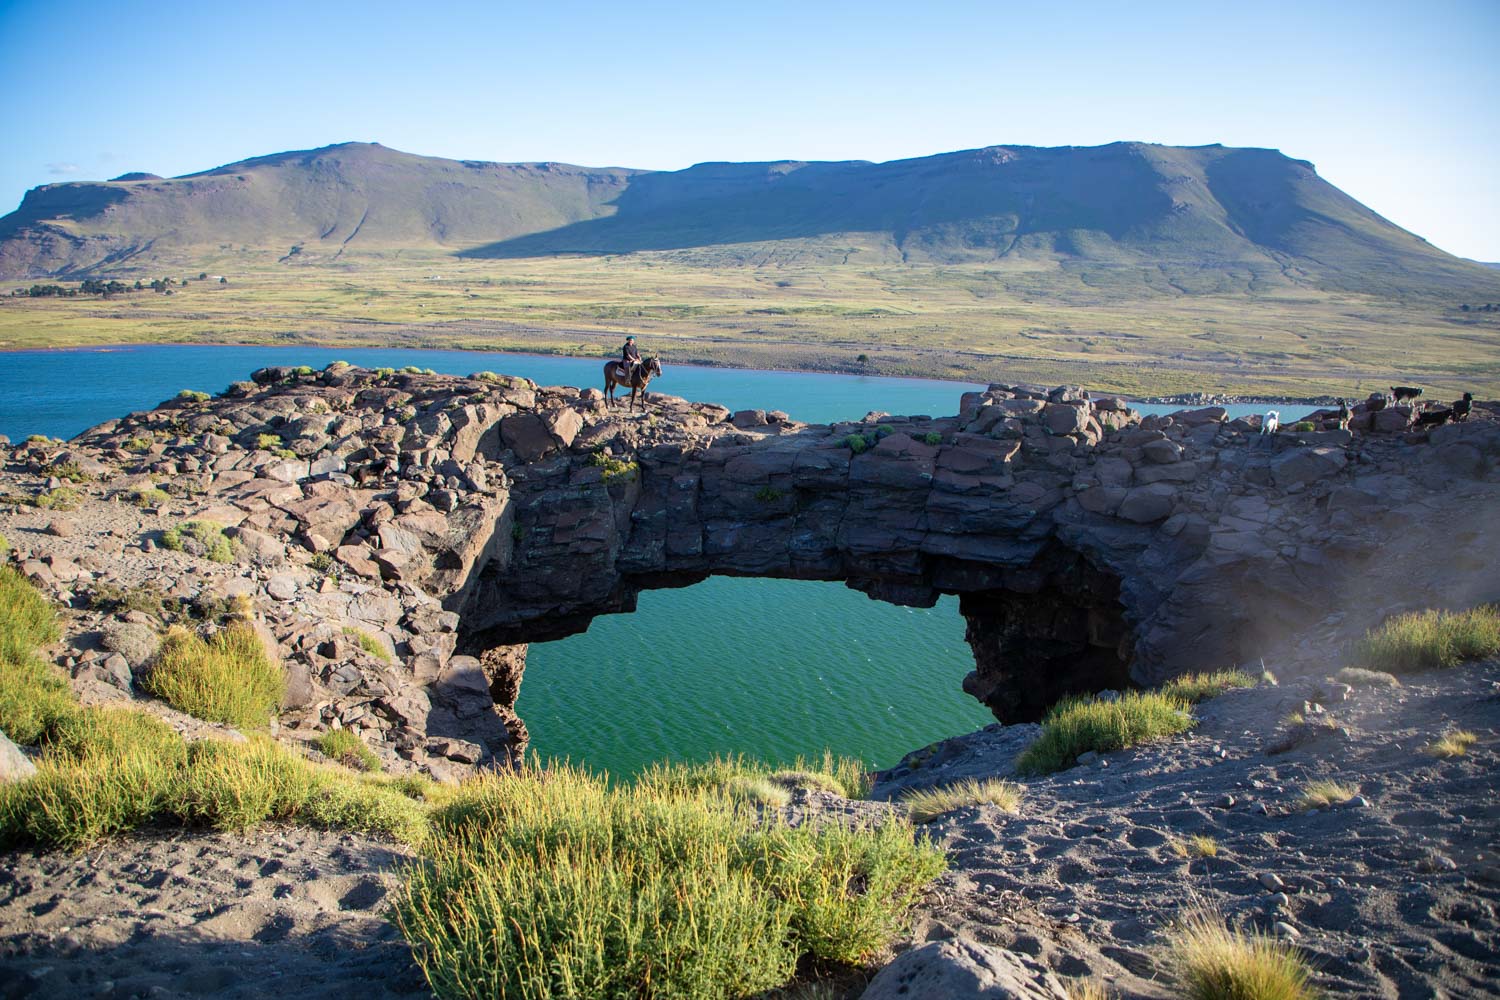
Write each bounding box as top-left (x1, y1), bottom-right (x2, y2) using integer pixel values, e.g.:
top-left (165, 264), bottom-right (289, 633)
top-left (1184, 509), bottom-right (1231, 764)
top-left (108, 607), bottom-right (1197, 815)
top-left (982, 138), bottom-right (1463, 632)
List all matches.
top-left (1291, 421), bottom-right (1315, 433)
top-left (1168, 911), bottom-right (1315, 1000)
top-left (401, 365), bottom-right (424, 374)
top-left (398, 764), bottom-right (942, 999)
top-left (33, 487), bottom-right (81, 511)
top-left (844, 433), bottom-right (870, 454)
top-left (292, 366), bottom-right (315, 377)
top-left (921, 432), bottom-right (942, 446)
top-left (755, 485), bottom-right (785, 503)
top-left (901, 778), bottom-right (1023, 823)
top-left (0, 531), bottom-right (8, 554)
top-left (128, 487), bottom-right (170, 508)
top-left (588, 451), bottom-right (639, 483)
top-left (143, 623), bottom-right (284, 728)
top-left (342, 627), bottom-right (392, 663)
top-left (317, 729), bottom-right (382, 771)
top-left (374, 367), bottom-right (395, 378)
top-left (1158, 669), bottom-right (1256, 704)
top-left (471, 371), bottom-right (503, 382)
top-left (176, 390), bottom-right (210, 403)
top-left (255, 432), bottom-right (282, 450)
top-left (123, 435), bottom-right (153, 452)
top-left (1016, 692), bottom-right (1195, 775)
top-left (161, 520), bottom-right (234, 563)
top-left (1351, 606), bottom-right (1500, 672)
top-left (45, 461), bottom-right (92, 483)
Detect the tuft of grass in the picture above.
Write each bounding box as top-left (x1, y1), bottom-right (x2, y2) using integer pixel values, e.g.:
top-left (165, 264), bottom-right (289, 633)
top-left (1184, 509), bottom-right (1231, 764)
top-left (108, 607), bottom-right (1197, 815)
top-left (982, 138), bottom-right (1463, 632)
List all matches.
top-left (755, 485), bottom-right (786, 503)
top-left (1171, 834), bottom-right (1221, 859)
top-left (255, 432), bottom-right (282, 450)
top-left (176, 389), bottom-right (210, 403)
top-left (637, 752), bottom-right (871, 802)
top-left (1351, 606), bottom-right (1500, 673)
top-left (317, 728), bottom-right (382, 771)
top-left (1168, 911), bottom-right (1316, 1000)
top-left (397, 764), bottom-right (944, 999)
top-left (1291, 421), bottom-right (1316, 432)
top-left (1160, 669), bottom-right (1257, 704)
top-left (901, 777), bottom-right (1024, 823)
top-left (1423, 730), bottom-right (1477, 759)
top-left (921, 431), bottom-right (943, 446)
top-left (1016, 692), bottom-right (1196, 776)
top-left (143, 623), bottom-right (284, 728)
top-left (161, 519), bottom-right (234, 563)
top-left (0, 567), bottom-right (71, 745)
top-left (843, 433), bottom-right (871, 454)
top-left (1298, 780), bottom-right (1359, 810)
top-left (45, 461), bottom-right (92, 483)
top-left (122, 435), bottom-right (153, 452)
top-left (342, 626), bottom-right (393, 663)
top-left (1066, 980), bottom-right (1112, 1000)
top-left (0, 531), bottom-right (8, 553)
top-left (1334, 666), bottom-right (1400, 688)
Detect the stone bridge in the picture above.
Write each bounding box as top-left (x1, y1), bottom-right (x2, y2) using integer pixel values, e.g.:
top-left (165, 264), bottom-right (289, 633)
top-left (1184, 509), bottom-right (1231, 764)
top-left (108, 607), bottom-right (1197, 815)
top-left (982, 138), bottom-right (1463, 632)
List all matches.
top-left (60, 365), bottom-right (1500, 768)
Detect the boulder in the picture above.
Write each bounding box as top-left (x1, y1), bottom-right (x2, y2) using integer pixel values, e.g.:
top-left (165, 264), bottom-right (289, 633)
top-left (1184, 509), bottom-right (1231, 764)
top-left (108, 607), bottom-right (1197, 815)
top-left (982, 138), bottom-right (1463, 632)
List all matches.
top-left (1270, 446), bottom-right (1347, 488)
top-left (0, 730), bottom-right (36, 782)
top-left (102, 621), bottom-right (160, 672)
top-left (861, 938), bottom-right (1069, 1000)
top-left (1117, 483), bottom-right (1178, 523)
top-left (1042, 403), bottom-right (1088, 436)
top-left (1141, 438), bottom-right (1182, 464)
top-left (1373, 407), bottom-right (1413, 433)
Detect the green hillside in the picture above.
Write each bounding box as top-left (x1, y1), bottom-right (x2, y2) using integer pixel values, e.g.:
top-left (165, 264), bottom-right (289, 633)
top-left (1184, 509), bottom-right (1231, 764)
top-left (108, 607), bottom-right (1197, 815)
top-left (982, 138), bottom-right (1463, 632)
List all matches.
top-left (3, 140), bottom-right (1497, 302)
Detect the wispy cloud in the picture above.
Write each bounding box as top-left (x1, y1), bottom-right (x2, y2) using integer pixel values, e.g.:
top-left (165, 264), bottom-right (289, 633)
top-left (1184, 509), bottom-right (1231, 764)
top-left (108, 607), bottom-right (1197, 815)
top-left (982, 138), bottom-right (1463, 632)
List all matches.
top-left (45, 162), bottom-right (80, 175)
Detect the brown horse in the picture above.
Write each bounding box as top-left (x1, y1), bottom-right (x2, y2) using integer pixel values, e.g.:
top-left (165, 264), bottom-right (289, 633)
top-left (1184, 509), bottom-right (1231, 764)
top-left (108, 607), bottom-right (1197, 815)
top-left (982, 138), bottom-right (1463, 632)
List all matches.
top-left (603, 356), bottom-right (662, 411)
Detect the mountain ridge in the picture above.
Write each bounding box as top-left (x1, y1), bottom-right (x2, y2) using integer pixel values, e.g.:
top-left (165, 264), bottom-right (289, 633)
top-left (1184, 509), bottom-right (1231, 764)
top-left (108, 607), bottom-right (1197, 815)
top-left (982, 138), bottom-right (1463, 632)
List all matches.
top-left (3, 140), bottom-right (1496, 299)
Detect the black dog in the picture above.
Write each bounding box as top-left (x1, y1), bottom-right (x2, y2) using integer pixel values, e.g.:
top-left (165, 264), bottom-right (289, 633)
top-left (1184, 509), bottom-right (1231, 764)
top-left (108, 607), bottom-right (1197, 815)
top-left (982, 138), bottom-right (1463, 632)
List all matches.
top-left (1453, 392), bottom-right (1474, 422)
top-left (1392, 386), bottom-right (1423, 406)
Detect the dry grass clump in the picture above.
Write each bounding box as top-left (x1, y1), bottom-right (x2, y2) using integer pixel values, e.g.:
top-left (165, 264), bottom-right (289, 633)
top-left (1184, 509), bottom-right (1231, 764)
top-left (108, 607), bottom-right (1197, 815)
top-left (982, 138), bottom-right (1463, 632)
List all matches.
top-left (901, 778), bottom-right (1024, 823)
top-left (317, 729), bottom-right (382, 771)
top-left (1298, 780), bottom-right (1359, 810)
top-left (143, 623), bottom-right (284, 728)
top-left (1334, 666), bottom-right (1400, 688)
top-left (127, 486), bottom-right (171, 508)
top-left (1423, 730), bottom-right (1477, 759)
top-left (1168, 911), bottom-right (1316, 1000)
top-left (1159, 670), bottom-right (1256, 704)
top-left (1352, 606), bottom-right (1500, 673)
top-left (1171, 834), bottom-right (1221, 859)
top-left (1066, 979), bottom-right (1112, 1000)
top-left (0, 531), bottom-right (8, 554)
top-left (397, 764), bottom-right (944, 1000)
top-left (1016, 692), bottom-right (1196, 776)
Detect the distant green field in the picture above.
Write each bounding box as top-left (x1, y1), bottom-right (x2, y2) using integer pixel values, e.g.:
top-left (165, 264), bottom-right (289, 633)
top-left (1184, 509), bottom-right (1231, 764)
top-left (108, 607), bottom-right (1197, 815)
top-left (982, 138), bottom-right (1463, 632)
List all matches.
top-left (3, 248), bottom-right (1497, 397)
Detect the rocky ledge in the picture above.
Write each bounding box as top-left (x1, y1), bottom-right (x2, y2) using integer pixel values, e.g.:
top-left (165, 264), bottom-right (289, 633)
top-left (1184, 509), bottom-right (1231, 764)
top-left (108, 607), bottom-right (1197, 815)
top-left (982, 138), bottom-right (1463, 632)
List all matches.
top-left (2, 364), bottom-right (1497, 775)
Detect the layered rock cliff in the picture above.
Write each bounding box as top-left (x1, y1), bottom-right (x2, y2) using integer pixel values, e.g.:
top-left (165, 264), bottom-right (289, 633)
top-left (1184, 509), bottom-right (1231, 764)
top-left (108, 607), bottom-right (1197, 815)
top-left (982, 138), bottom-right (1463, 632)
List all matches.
top-left (3, 364), bottom-right (1497, 775)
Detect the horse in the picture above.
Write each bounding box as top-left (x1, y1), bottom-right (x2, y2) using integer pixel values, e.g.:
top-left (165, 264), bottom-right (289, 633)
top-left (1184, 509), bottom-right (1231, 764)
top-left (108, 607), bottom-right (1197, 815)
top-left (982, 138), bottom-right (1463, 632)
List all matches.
top-left (603, 356), bottom-right (663, 411)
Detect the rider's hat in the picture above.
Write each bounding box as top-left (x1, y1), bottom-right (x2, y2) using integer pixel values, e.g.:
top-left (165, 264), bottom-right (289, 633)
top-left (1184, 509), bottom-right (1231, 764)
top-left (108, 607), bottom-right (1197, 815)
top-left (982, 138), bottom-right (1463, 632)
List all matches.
top-left (626, 335), bottom-right (635, 341)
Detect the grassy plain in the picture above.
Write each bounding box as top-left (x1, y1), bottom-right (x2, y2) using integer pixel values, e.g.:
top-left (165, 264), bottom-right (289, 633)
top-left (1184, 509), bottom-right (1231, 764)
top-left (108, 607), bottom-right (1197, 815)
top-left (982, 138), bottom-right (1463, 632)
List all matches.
top-left (3, 247), bottom-right (1498, 397)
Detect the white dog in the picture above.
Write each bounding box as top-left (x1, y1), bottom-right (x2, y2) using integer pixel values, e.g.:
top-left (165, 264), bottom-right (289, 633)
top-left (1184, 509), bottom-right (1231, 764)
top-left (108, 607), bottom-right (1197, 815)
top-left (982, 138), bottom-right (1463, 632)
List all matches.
top-left (1261, 410), bottom-right (1280, 436)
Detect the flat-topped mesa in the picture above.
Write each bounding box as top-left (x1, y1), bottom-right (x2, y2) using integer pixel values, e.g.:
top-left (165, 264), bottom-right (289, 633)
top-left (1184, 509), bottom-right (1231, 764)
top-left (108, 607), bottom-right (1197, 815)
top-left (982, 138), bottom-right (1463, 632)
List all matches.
top-left (22, 364), bottom-right (1500, 772)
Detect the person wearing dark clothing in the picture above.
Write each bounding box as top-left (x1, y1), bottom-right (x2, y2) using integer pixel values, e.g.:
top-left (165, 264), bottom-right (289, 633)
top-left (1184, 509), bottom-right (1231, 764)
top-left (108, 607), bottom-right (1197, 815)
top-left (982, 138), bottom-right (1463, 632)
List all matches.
top-left (621, 336), bottom-right (642, 378)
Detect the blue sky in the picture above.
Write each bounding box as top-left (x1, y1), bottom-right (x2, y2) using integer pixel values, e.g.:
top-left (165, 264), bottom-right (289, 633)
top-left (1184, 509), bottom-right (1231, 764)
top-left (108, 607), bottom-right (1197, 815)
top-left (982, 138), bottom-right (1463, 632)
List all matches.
top-left (2, 0), bottom-right (1496, 258)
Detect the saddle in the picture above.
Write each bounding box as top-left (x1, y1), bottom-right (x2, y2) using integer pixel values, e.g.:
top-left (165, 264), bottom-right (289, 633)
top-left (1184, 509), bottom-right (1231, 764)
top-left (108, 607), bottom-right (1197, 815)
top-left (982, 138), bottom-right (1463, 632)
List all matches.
top-left (612, 361), bottom-right (639, 381)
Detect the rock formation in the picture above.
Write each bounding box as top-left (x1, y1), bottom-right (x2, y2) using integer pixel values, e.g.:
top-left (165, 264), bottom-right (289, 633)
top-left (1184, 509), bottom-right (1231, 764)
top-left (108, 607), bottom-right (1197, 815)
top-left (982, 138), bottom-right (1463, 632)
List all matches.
top-left (4, 364), bottom-right (1498, 775)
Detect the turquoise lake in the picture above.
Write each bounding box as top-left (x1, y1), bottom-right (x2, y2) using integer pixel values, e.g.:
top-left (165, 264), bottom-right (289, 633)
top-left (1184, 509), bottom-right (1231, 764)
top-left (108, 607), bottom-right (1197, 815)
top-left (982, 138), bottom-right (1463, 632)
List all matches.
top-left (0, 345), bottom-right (1295, 775)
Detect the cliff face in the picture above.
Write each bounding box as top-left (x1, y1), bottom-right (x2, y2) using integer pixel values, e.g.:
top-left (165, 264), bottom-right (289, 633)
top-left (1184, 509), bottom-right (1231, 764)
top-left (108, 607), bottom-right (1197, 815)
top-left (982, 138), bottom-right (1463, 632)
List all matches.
top-left (6, 364), bottom-right (1499, 774)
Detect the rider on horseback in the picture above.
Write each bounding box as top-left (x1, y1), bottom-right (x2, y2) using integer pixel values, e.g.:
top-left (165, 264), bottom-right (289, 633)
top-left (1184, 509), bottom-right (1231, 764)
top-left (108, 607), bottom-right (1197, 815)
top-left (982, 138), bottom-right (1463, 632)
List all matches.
top-left (621, 336), bottom-right (642, 380)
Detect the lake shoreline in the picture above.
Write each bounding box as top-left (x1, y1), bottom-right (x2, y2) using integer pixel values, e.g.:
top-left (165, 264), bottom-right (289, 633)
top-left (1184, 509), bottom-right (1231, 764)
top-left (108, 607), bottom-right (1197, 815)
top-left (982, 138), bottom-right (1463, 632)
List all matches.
top-left (0, 340), bottom-right (1340, 407)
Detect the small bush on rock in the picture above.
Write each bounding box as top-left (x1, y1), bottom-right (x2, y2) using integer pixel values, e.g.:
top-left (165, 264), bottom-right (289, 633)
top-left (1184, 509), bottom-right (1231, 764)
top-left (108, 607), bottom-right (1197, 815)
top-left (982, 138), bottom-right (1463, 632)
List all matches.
top-left (1352, 606), bottom-right (1500, 672)
top-left (128, 487), bottom-right (171, 508)
top-left (176, 390), bottom-right (210, 403)
top-left (1016, 692), bottom-right (1195, 776)
top-left (144, 623), bottom-right (284, 728)
top-left (32, 487), bottom-right (81, 511)
top-left (342, 627), bottom-right (392, 663)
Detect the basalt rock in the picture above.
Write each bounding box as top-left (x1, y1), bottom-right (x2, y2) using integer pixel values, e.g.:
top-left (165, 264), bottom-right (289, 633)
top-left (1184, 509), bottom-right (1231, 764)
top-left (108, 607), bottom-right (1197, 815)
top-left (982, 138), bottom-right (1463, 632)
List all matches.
top-left (14, 365), bottom-right (1500, 772)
